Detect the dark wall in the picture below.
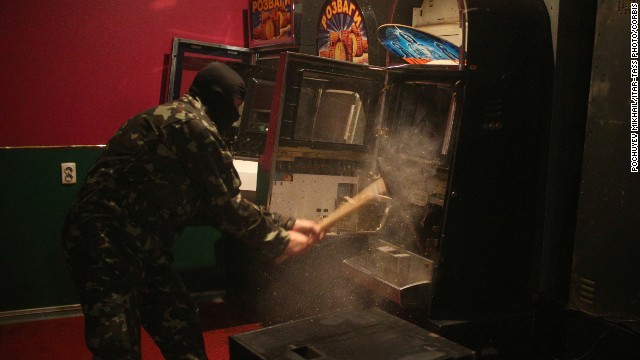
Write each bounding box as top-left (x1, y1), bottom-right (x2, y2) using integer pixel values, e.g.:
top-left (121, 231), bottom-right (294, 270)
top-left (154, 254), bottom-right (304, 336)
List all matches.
top-left (0, 148), bottom-right (100, 310)
top-left (0, 152), bottom-right (225, 308)
top-left (0, 148), bottom-right (222, 312)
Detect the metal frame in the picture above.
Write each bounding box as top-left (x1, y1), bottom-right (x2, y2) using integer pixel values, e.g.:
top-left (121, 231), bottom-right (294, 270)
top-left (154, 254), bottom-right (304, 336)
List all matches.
top-left (167, 38), bottom-right (255, 101)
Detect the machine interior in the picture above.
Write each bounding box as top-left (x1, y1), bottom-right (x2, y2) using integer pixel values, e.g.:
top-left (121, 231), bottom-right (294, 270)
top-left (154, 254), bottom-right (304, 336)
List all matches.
top-left (267, 55), bottom-right (461, 309)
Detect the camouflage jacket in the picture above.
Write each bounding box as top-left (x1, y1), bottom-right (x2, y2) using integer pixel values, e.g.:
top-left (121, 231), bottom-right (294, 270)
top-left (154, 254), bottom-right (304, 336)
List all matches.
top-left (63, 94), bottom-right (292, 267)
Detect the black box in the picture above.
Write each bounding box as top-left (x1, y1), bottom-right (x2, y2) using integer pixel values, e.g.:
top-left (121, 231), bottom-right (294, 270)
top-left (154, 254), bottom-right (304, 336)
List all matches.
top-left (229, 308), bottom-right (475, 360)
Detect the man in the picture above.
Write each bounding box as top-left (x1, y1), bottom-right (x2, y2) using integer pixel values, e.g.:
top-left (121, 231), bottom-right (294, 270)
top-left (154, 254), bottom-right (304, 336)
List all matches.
top-left (62, 62), bottom-right (324, 359)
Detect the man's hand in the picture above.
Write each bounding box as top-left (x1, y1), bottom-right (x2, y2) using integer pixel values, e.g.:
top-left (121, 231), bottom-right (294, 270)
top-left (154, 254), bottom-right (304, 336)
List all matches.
top-left (282, 230), bottom-right (313, 257)
top-left (275, 219), bottom-right (325, 264)
top-left (291, 219), bottom-right (325, 246)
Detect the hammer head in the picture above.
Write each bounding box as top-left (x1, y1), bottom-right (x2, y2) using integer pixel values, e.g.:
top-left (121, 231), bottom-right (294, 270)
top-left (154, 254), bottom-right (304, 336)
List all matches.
top-left (377, 155), bottom-right (440, 207)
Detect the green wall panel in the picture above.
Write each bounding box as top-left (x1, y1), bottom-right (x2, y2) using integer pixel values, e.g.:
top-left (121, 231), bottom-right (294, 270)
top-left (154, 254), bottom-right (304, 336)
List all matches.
top-left (0, 147), bottom-right (221, 313)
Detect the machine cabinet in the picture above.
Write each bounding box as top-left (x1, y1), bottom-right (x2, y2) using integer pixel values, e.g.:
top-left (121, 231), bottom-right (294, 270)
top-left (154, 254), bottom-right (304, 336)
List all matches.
top-left (257, 0), bottom-right (553, 322)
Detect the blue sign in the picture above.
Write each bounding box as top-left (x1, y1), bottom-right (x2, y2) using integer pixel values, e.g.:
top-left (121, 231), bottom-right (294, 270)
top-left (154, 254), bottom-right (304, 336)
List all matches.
top-left (377, 24), bottom-right (459, 65)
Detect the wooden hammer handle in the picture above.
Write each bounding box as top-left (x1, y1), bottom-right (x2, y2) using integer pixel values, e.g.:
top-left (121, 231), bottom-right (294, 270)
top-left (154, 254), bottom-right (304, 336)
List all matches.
top-left (275, 177), bottom-right (387, 265)
top-left (318, 177), bottom-right (387, 231)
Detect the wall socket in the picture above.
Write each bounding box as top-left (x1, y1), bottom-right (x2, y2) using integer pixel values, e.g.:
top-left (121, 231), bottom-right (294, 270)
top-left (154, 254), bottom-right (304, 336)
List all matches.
top-left (60, 162), bottom-right (77, 185)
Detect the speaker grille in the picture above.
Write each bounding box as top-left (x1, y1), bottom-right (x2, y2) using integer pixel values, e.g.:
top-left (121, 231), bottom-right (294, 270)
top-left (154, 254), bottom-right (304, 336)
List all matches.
top-left (618, 0), bottom-right (631, 15)
top-left (577, 277), bottom-right (596, 305)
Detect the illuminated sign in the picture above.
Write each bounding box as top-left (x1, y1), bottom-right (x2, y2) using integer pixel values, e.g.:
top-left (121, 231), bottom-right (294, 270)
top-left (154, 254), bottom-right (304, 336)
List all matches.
top-left (249, 0), bottom-right (294, 47)
top-left (317, 0), bottom-right (369, 64)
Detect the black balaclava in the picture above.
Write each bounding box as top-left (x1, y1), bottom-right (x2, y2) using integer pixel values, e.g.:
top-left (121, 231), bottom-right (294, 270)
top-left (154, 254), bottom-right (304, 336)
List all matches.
top-left (188, 62), bottom-right (246, 137)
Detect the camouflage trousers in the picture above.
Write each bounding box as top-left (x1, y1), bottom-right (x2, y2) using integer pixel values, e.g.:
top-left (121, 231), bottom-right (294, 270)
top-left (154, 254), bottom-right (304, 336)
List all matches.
top-left (64, 230), bottom-right (208, 360)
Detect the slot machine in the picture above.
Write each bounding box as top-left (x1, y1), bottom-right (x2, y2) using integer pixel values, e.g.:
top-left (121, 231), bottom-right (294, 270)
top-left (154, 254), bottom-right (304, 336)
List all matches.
top-left (228, 0), bottom-right (554, 358)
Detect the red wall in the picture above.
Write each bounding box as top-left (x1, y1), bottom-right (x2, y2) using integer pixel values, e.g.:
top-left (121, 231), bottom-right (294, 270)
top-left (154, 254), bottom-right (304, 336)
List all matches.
top-left (0, 1), bottom-right (248, 146)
